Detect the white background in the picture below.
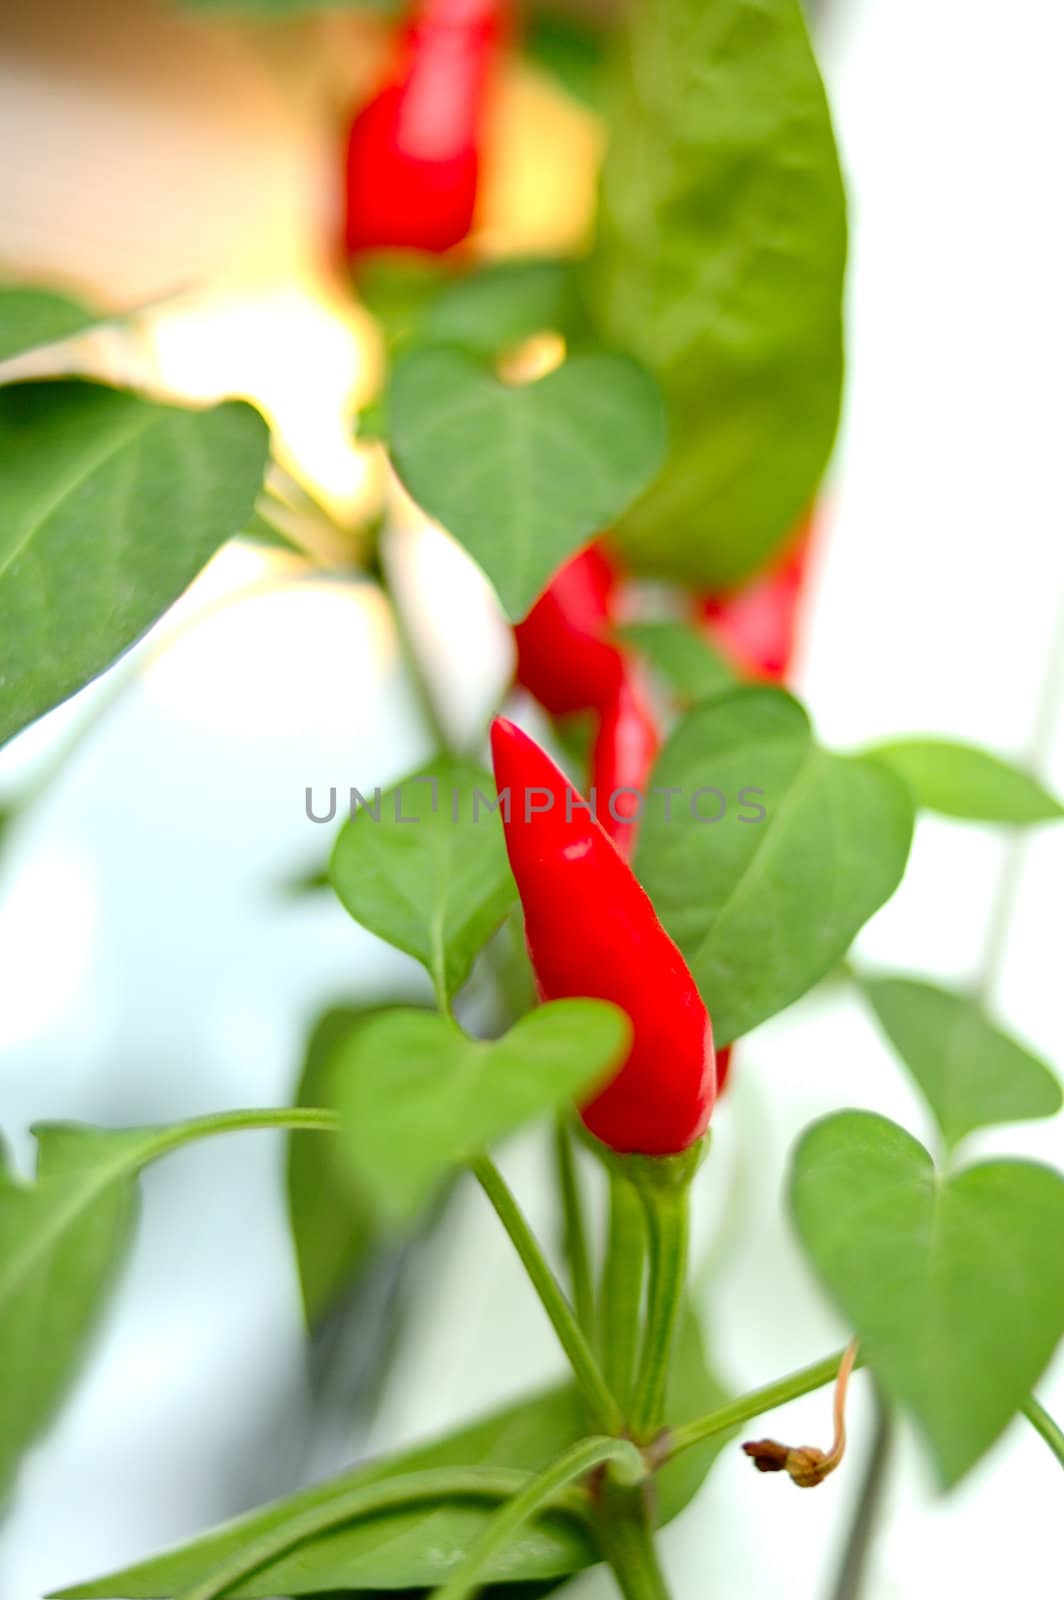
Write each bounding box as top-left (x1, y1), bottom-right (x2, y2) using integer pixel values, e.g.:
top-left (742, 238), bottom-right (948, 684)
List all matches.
top-left (1, 1), bottom-right (1062, 1596)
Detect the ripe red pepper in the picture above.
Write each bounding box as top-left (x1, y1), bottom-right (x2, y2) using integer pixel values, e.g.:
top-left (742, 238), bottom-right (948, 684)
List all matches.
top-left (513, 543), bottom-right (625, 717)
top-left (698, 514), bottom-right (814, 684)
top-left (491, 717), bottom-right (714, 1155)
top-left (344, 1), bottom-right (506, 258)
top-left (590, 670), bottom-right (660, 860)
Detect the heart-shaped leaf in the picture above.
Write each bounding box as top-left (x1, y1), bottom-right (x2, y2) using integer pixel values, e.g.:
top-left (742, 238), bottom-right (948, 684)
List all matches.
top-left (634, 689), bottom-right (914, 1044)
top-left (336, 1002), bottom-right (630, 1226)
top-left (790, 1111), bottom-right (1064, 1486)
top-left (861, 975), bottom-right (1062, 1149)
top-left (329, 758), bottom-right (518, 1003)
top-left (387, 346), bottom-right (667, 619)
top-left (0, 285), bottom-right (98, 363)
top-left (0, 380), bottom-right (270, 749)
top-left (868, 737), bottom-right (1064, 824)
top-left (54, 1303), bottom-right (727, 1598)
top-left (588, 0), bottom-right (846, 588)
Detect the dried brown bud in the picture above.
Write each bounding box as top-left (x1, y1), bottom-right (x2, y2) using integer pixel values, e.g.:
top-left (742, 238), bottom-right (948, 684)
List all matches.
top-left (742, 1439), bottom-right (792, 1473)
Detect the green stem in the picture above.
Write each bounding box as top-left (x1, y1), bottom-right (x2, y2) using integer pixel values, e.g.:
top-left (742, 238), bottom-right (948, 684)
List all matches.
top-left (174, 1465), bottom-right (587, 1600)
top-left (431, 1436), bottom-right (645, 1600)
top-left (665, 1347), bottom-right (858, 1461)
top-left (1023, 1394), bottom-right (1064, 1469)
top-left (471, 1154), bottom-right (624, 1436)
top-left (144, 1105), bottom-right (341, 1164)
top-left (630, 1185), bottom-right (688, 1442)
top-left (555, 1115), bottom-right (596, 1338)
top-left (600, 1171), bottom-right (647, 1411)
top-left (597, 1482), bottom-right (671, 1600)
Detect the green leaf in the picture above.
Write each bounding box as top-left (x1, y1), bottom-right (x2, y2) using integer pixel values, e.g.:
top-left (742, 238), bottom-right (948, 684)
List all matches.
top-left (419, 259), bottom-right (585, 359)
top-left (55, 1303), bottom-right (727, 1597)
top-left (336, 1002), bottom-right (630, 1226)
top-left (790, 1111), bottom-right (1064, 1486)
top-left (0, 1109), bottom-right (337, 1494)
top-left (0, 380), bottom-right (270, 748)
top-left (618, 620), bottom-right (736, 705)
top-left (0, 285), bottom-right (100, 363)
top-left (0, 1126), bottom-right (149, 1492)
top-left (634, 689), bottom-right (914, 1044)
top-left (588, 0), bottom-right (846, 588)
top-left (860, 976), bottom-right (1062, 1149)
top-left (867, 738), bottom-right (1064, 824)
top-left (525, 12), bottom-right (607, 110)
top-left (329, 757), bottom-right (518, 1003)
top-left (355, 252), bottom-right (451, 348)
top-left (286, 1009), bottom-right (383, 1326)
top-left (387, 347), bottom-right (667, 619)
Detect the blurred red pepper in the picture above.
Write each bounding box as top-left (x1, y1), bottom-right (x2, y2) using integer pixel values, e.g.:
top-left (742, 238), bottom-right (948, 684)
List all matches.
top-left (491, 717), bottom-right (714, 1155)
top-left (698, 513), bottom-right (815, 684)
top-left (714, 1044), bottom-right (732, 1095)
top-left (591, 670), bottom-right (660, 860)
top-left (513, 543), bottom-right (625, 717)
top-left (344, 0), bottom-right (507, 258)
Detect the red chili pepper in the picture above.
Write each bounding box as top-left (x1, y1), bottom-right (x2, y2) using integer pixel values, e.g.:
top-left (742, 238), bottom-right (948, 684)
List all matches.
top-left (344, 1), bottom-right (506, 258)
top-left (590, 669), bottom-right (660, 860)
top-left (490, 716), bottom-right (714, 1155)
top-left (698, 514), bottom-right (814, 684)
top-left (513, 543), bottom-right (625, 717)
top-left (714, 1044), bottom-right (732, 1095)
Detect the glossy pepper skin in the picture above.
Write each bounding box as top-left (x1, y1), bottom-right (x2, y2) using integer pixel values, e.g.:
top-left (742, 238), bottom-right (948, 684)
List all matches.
top-left (343, 0), bottom-right (506, 258)
top-left (491, 717), bottom-right (714, 1155)
top-left (591, 670), bottom-right (660, 860)
top-left (513, 543), bottom-right (625, 717)
top-left (698, 514), bottom-right (814, 684)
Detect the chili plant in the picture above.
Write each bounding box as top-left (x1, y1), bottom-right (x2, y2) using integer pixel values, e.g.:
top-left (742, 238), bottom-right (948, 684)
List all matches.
top-left (1, 1), bottom-right (1063, 1598)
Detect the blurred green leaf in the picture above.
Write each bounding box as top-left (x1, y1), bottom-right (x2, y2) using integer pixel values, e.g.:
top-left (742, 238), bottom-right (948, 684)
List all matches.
top-left (589, 0), bottom-right (846, 587)
top-left (618, 620), bottom-right (736, 705)
top-left (329, 757), bottom-right (518, 1002)
top-left (336, 1001), bottom-right (629, 1226)
top-left (0, 1127), bottom-right (147, 1493)
top-left (1, 1109), bottom-right (338, 1497)
top-left (0, 285), bottom-right (99, 364)
top-left (868, 738), bottom-right (1064, 824)
top-left (355, 252), bottom-right (451, 348)
top-left (635, 690), bottom-right (914, 1044)
top-left (56, 1300), bottom-right (727, 1597)
top-left (525, 11), bottom-right (607, 110)
top-left (0, 381), bottom-right (270, 749)
top-left (286, 1009), bottom-right (384, 1326)
top-left (790, 1110), bottom-right (1064, 1486)
top-left (387, 346), bottom-right (667, 619)
top-left (419, 259), bottom-right (585, 358)
top-left (860, 975), bottom-right (1061, 1148)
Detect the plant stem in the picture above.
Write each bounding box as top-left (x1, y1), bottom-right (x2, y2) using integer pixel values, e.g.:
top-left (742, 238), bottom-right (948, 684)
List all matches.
top-left (471, 1154), bottom-right (624, 1435)
top-left (555, 1115), bottom-right (596, 1338)
top-left (1022, 1394), bottom-right (1064, 1469)
top-left (431, 1436), bottom-right (645, 1600)
top-left (665, 1346), bottom-right (858, 1461)
top-left (173, 1464), bottom-right (588, 1600)
top-left (600, 1170), bottom-right (647, 1410)
top-left (979, 598), bottom-right (1064, 1006)
top-left (597, 1482), bottom-right (671, 1600)
top-left (630, 1184), bottom-right (688, 1441)
top-left (829, 1385), bottom-right (894, 1600)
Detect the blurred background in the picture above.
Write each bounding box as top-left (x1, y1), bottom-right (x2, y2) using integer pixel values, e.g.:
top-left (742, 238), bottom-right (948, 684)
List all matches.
top-left (1, 0), bottom-right (1062, 1596)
